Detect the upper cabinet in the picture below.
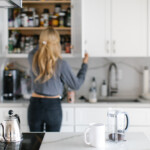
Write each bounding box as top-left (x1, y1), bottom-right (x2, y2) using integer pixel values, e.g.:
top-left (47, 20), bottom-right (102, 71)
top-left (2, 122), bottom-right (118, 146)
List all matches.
top-left (5, 0), bottom-right (75, 58)
top-left (1, 0), bottom-right (149, 58)
top-left (111, 0), bottom-right (147, 57)
top-left (81, 0), bottom-right (108, 57)
top-left (81, 0), bottom-right (148, 57)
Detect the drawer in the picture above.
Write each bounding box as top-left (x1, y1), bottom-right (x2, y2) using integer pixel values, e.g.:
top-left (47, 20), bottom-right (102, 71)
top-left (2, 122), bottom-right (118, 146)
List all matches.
top-left (75, 108), bottom-right (107, 125)
top-left (125, 108), bottom-right (150, 126)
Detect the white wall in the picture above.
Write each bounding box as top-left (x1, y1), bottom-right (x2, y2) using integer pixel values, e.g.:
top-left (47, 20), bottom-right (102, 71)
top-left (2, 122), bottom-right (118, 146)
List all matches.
top-left (6, 57), bottom-right (150, 99)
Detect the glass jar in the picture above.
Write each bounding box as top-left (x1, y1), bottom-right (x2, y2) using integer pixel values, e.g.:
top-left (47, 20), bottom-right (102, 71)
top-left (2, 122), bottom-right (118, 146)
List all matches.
top-left (52, 16), bottom-right (59, 27)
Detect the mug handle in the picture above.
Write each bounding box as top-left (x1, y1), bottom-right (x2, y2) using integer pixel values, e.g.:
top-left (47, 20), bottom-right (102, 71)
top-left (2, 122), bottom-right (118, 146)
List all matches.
top-left (84, 127), bottom-right (91, 145)
top-left (124, 113), bottom-right (129, 130)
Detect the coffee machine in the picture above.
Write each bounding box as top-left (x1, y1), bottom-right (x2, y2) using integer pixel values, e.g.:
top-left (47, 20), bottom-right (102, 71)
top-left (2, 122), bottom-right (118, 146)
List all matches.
top-left (3, 70), bottom-right (22, 100)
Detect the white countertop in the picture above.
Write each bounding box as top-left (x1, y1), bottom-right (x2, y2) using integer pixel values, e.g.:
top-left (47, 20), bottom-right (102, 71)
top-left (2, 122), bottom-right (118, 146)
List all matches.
top-left (40, 132), bottom-right (150, 150)
top-left (0, 98), bottom-right (150, 108)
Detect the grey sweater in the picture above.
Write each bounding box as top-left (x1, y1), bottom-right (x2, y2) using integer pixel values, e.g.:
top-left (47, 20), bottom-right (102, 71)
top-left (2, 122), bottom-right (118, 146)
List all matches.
top-left (28, 48), bottom-right (88, 96)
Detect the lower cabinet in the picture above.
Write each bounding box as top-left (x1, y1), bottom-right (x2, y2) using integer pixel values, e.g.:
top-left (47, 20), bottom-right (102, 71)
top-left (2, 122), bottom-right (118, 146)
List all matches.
top-left (0, 105), bottom-right (150, 140)
top-left (0, 106), bottom-right (74, 132)
top-left (74, 107), bottom-right (150, 141)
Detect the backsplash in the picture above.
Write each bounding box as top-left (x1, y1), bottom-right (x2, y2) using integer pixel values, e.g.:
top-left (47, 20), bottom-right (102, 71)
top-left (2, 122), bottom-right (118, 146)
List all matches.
top-left (1, 57), bottom-right (150, 99)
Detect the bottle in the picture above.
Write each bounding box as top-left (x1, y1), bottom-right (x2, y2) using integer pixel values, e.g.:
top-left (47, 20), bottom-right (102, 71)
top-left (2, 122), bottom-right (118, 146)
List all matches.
top-left (92, 77), bottom-right (96, 90)
top-left (88, 77), bottom-right (97, 103)
top-left (143, 66), bottom-right (149, 95)
top-left (54, 4), bottom-right (61, 16)
top-left (43, 9), bottom-right (49, 27)
top-left (89, 87), bottom-right (97, 103)
top-left (101, 80), bottom-right (107, 97)
top-left (66, 7), bottom-right (71, 27)
top-left (59, 12), bottom-right (65, 27)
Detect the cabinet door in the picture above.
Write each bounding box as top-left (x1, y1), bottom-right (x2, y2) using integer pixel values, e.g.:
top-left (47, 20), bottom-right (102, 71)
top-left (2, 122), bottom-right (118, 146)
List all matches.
top-left (81, 0), bottom-right (110, 57)
top-left (71, 0), bottom-right (82, 57)
top-left (0, 9), bottom-right (8, 56)
top-left (111, 0), bottom-right (147, 57)
top-left (62, 108), bottom-right (74, 125)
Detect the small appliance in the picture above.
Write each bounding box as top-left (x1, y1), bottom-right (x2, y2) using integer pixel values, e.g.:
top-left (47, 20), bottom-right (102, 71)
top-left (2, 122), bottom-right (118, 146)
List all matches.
top-left (3, 70), bottom-right (22, 100)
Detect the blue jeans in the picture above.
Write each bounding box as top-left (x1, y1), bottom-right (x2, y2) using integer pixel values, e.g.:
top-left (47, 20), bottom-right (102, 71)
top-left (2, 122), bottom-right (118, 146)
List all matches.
top-left (28, 97), bottom-right (62, 132)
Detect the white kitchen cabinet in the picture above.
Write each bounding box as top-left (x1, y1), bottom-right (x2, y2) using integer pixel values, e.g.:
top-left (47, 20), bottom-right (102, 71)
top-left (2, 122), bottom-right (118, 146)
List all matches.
top-left (0, 106), bottom-right (74, 132)
top-left (81, 0), bottom-right (148, 57)
top-left (0, 0), bottom-right (82, 58)
top-left (74, 107), bottom-right (150, 135)
top-left (111, 0), bottom-right (147, 57)
top-left (81, 0), bottom-right (109, 57)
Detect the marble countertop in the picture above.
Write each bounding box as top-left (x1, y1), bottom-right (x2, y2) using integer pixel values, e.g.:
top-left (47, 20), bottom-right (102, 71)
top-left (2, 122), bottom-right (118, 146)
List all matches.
top-left (40, 132), bottom-right (150, 150)
top-left (0, 97), bottom-right (150, 108)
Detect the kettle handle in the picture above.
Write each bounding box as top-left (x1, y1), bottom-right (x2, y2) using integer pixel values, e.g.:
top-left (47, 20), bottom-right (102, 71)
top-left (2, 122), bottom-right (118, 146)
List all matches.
top-left (125, 113), bottom-right (129, 130)
top-left (0, 123), bottom-right (7, 142)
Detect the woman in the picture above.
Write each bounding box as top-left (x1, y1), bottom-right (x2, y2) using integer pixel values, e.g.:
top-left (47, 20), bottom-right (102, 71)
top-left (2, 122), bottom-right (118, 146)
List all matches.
top-left (28, 28), bottom-right (88, 132)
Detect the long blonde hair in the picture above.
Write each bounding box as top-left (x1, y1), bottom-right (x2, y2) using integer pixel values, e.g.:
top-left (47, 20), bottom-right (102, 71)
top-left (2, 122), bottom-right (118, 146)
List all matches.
top-left (32, 28), bottom-right (62, 83)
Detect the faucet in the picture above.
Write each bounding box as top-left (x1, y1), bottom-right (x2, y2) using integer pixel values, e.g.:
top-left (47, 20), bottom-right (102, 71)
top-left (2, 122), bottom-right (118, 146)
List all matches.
top-left (108, 63), bottom-right (118, 96)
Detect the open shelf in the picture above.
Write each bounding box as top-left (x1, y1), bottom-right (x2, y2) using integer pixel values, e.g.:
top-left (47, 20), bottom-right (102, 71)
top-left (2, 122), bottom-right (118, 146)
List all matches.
top-left (23, 0), bottom-right (71, 4)
top-left (9, 27), bottom-right (71, 31)
top-left (6, 53), bottom-right (73, 58)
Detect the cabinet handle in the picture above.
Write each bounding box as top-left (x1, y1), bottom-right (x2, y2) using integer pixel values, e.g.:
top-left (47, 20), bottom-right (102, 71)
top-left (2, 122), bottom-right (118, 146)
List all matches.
top-left (106, 41), bottom-right (110, 53)
top-left (66, 112), bottom-right (68, 122)
top-left (70, 45), bottom-right (74, 49)
top-left (112, 41), bottom-right (116, 53)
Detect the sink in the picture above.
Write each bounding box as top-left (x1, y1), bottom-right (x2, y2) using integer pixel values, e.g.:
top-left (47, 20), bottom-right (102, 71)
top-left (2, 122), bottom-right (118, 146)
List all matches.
top-left (97, 99), bottom-right (141, 103)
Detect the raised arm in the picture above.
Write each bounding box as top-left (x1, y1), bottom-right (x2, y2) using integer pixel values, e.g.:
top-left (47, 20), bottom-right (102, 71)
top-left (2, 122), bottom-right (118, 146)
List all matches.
top-left (60, 53), bottom-right (88, 90)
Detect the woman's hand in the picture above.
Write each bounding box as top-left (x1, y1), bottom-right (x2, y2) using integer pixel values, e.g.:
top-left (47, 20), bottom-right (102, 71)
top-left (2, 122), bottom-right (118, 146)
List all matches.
top-left (83, 53), bottom-right (89, 64)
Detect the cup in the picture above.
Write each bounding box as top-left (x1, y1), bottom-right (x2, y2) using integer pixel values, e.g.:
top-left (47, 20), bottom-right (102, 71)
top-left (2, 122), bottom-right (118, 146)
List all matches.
top-left (67, 90), bottom-right (75, 103)
top-left (84, 123), bottom-right (105, 148)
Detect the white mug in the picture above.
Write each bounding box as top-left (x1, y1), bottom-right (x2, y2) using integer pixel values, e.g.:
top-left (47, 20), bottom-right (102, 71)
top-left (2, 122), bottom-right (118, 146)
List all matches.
top-left (84, 123), bottom-right (105, 148)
